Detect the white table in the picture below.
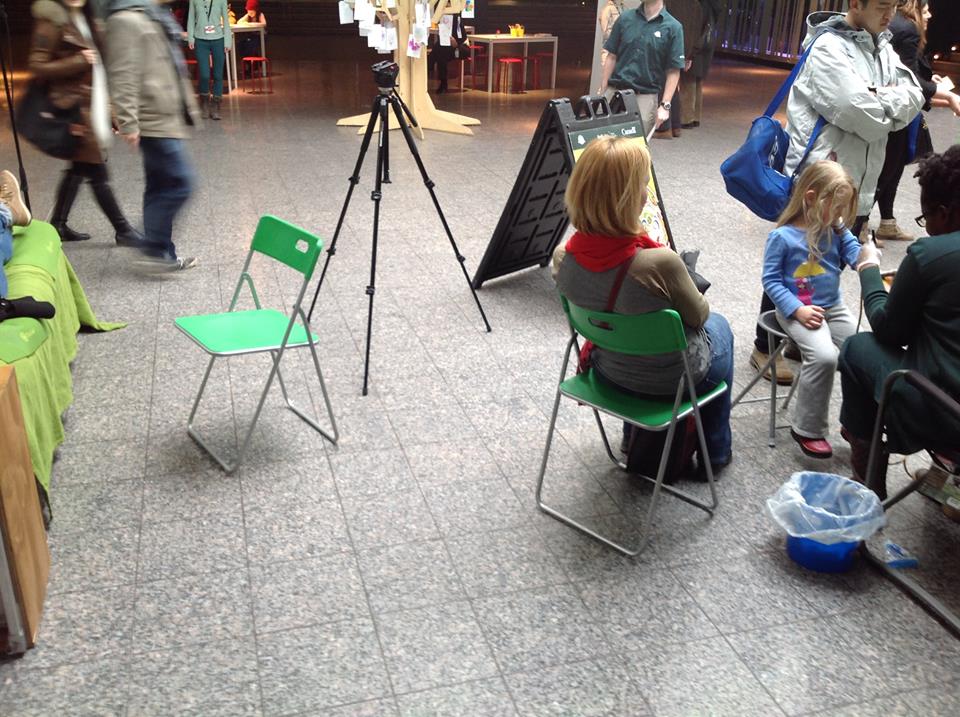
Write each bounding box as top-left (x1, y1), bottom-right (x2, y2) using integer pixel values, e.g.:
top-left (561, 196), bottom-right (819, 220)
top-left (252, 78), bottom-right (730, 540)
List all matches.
top-left (226, 23), bottom-right (267, 93)
top-left (466, 34), bottom-right (558, 93)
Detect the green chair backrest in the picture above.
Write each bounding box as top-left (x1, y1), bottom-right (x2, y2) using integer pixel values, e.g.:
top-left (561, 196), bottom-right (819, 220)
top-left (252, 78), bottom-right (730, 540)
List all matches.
top-left (561, 296), bottom-right (688, 357)
top-left (250, 215), bottom-right (324, 279)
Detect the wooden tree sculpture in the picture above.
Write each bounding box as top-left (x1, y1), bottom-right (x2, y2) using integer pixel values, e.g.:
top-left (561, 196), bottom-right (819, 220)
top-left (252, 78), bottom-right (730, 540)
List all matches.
top-left (338, 0), bottom-right (480, 138)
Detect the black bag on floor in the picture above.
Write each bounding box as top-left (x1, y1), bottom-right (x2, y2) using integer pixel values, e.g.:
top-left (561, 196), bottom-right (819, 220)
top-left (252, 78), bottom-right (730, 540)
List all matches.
top-left (624, 417), bottom-right (697, 484)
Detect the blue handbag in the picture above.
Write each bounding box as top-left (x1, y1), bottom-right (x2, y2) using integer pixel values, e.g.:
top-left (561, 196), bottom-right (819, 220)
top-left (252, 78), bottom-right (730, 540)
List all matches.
top-left (720, 41), bottom-right (826, 222)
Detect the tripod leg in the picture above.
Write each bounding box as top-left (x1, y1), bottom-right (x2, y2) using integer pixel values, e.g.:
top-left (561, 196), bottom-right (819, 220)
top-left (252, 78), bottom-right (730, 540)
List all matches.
top-left (362, 98), bottom-right (390, 396)
top-left (307, 94), bottom-right (382, 323)
top-left (388, 97), bottom-right (492, 333)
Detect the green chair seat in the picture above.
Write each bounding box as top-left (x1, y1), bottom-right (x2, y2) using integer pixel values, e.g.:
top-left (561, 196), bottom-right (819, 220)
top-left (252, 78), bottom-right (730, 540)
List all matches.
top-left (537, 300), bottom-right (724, 557)
top-left (175, 309), bottom-right (318, 355)
top-left (560, 370), bottom-right (728, 429)
top-left (173, 215), bottom-right (338, 474)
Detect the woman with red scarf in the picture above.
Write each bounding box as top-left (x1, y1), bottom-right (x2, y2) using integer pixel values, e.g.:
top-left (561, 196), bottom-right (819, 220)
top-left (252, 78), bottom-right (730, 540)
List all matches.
top-left (552, 136), bottom-right (734, 474)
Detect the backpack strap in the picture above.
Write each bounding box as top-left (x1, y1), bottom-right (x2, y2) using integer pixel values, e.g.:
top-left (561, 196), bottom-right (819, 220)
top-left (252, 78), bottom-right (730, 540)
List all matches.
top-left (764, 35), bottom-right (821, 117)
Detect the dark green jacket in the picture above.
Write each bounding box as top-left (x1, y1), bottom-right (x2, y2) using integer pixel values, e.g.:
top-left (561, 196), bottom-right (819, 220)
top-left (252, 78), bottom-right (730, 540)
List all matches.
top-left (860, 230), bottom-right (960, 449)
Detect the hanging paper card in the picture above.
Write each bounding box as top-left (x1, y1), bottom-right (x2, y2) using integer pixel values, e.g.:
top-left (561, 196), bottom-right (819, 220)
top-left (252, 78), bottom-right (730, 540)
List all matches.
top-left (355, 0), bottom-right (375, 23)
top-left (463, 0), bottom-right (475, 19)
top-left (413, 24), bottom-right (428, 43)
top-left (407, 34), bottom-right (423, 59)
top-left (385, 24), bottom-right (399, 51)
top-left (386, 0), bottom-right (397, 8)
top-left (439, 15), bottom-right (453, 46)
top-left (368, 24), bottom-right (386, 48)
top-left (415, 1), bottom-right (426, 27)
top-left (338, 1), bottom-right (354, 24)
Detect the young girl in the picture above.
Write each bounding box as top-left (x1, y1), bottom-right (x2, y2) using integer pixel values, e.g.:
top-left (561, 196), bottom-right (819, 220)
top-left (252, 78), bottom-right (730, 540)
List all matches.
top-left (762, 160), bottom-right (867, 459)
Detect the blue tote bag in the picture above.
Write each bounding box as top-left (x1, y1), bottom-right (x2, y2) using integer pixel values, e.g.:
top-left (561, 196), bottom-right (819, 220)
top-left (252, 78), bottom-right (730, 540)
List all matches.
top-left (720, 41), bottom-right (826, 222)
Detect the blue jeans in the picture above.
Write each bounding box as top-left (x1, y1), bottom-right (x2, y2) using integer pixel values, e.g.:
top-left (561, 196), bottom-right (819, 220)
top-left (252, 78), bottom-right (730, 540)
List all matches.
top-left (695, 313), bottom-right (735, 464)
top-left (612, 312), bottom-right (734, 466)
top-left (140, 137), bottom-right (194, 261)
top-left (0, 205), bottom-right (12, 298)
top-left (195, 38), bottom-right (226, 97)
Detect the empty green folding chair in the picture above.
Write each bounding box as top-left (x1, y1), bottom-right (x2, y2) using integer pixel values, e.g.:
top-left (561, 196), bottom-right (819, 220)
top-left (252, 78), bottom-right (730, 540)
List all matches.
top-left (536, 297), bottom-right (725, 556)
top-left (174, 215), bottom-right (339, 473)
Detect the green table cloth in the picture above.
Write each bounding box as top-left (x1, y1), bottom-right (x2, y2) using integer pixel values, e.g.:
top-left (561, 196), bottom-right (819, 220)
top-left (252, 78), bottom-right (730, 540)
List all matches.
top-left (0, 221), bottom-right (123, 494)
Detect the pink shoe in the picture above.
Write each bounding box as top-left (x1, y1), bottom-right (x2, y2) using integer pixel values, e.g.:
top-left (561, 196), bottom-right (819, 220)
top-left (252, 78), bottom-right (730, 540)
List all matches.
top-left (791, 430), bottom-right (833, 459)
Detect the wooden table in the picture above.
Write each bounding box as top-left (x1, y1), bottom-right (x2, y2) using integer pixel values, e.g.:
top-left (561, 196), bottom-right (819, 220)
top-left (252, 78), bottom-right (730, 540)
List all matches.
top-left (227, 23), bottom-right (267, 93)
top-left (466, 34), bottom-right (558, 93)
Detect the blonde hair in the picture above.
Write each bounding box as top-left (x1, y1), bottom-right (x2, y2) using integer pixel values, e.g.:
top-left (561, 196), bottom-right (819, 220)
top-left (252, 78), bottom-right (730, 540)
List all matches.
top-left (565, 136), bottom-right (651, 237)
top-left (777, 160), bottom-right (859, 262)
top-left (898, 0), bottom-right (927, 51)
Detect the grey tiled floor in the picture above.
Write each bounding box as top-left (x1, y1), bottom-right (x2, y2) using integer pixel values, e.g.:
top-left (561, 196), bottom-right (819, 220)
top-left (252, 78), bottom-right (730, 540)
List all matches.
top-left (3, 40), bottom-right (960, 716)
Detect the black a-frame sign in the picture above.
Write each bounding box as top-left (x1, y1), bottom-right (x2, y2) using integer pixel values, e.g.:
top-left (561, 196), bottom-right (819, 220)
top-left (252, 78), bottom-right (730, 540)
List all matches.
top-left (472, 90), bottom-right (675, 289)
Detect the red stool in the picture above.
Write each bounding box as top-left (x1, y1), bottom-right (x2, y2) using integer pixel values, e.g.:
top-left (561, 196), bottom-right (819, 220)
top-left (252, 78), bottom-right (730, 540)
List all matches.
top-left (495, 57), bottom-right (525, 94)
top-left (242, 56), bottom-right (273, 94)
top-left (530, 52), bottom-right (554, 90)
top-left (468, 45), bottom-right (488, 89)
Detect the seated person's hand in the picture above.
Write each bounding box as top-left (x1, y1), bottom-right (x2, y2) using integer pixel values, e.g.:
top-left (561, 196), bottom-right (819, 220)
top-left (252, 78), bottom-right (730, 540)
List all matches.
top-left (794, 304), bottom-right (825, 330)
top-left (856, 242), bottom-right (881, 271)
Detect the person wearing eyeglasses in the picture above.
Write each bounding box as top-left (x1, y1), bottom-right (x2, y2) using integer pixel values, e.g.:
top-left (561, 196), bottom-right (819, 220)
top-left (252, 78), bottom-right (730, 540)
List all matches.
top-left (838, 145), bottom-right (960, 497)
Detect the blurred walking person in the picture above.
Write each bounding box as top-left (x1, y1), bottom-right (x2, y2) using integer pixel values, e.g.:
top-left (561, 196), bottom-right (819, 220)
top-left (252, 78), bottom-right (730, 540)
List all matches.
top-left (104, 0), bottom-right (200, 271)
top-left (28, 0), bottom-right (144, 246)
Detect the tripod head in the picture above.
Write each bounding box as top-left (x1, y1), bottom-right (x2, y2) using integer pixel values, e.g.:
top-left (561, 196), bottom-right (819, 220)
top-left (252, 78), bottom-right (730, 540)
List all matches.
top-left (372, 60), bottom-right (399, 92)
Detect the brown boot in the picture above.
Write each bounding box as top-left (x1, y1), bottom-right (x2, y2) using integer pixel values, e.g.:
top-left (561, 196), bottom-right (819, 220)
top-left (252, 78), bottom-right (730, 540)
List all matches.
top-left (211, 96), bottom-right (222, 121)
top-left (653, 129), bottom-right (672, 140)
top-left (876, 218), bottom-right (914, 242)
top-left (841, 426), bottom-right (888, 500)
top-left (0, 170), bottom-right (31, 226)
top-left (199, 94), bottom-right (208, 118)
top-left (672, 126), bottom-right (682, 137)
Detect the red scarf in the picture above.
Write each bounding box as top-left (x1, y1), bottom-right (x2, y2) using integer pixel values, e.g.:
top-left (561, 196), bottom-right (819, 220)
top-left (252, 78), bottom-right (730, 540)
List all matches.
top-left (565, 231), bottom-right (661, 272)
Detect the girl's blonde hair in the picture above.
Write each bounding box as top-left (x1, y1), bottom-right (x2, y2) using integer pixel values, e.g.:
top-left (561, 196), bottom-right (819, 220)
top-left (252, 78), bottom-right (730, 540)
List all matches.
top-left (564, 136), bottom-right (651, 237)
top-left (777, 160), bottom-right (859, 261)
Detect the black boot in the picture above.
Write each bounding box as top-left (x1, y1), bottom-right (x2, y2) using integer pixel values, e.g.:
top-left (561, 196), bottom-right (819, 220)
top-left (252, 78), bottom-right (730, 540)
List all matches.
top-left (50, 171), bottom-right (90, 242)
top-left (90, 175), bottom-right (144, 247)
top-left (211, 96), bottom-right (221, 121)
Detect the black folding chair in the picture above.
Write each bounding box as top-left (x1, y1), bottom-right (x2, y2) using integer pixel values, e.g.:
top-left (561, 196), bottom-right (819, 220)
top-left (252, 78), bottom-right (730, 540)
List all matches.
top-left (860, 369), bottom-right (960, 637)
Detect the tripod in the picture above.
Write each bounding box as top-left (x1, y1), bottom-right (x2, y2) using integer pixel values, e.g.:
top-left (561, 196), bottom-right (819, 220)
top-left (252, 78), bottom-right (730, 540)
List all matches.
top-left (307, 86), bottom-right (491, 396)
top-left (0, 0), bottom-right (30, 209)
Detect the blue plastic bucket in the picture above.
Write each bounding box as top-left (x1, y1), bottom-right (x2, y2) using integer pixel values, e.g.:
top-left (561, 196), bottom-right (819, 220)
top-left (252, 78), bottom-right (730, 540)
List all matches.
top-left (786, 535), bottom-right (859, 573)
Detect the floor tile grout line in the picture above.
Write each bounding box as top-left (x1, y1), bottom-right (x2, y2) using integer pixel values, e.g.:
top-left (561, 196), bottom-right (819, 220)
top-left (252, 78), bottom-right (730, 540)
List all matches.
top-left (313, 410), bottom-right (401, 709)
top-left (383, 399), bottom-right (525, 715)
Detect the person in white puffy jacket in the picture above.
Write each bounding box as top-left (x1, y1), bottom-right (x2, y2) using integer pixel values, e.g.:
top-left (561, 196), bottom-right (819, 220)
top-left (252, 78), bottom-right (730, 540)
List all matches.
top-left (783, 1), bottom-right (924, 238)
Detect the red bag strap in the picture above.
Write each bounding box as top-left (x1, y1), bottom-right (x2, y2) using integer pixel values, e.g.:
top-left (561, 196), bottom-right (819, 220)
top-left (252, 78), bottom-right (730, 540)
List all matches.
top-left (604, 259), bottom-right (633, 312)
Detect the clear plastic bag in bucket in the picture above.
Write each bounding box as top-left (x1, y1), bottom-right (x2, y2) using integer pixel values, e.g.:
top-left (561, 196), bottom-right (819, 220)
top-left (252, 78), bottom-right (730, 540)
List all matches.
top-left (767, 471), bottom-right (886, 544)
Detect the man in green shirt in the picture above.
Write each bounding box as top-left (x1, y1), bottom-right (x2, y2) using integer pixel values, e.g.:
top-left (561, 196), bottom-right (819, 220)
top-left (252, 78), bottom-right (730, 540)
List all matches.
top-left (598, 0), bottom-right (685, 136)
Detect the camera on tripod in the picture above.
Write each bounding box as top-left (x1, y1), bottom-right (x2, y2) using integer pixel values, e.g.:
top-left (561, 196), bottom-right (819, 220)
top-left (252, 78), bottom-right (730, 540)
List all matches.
top-left (372, 60), bottom-right (400, 90)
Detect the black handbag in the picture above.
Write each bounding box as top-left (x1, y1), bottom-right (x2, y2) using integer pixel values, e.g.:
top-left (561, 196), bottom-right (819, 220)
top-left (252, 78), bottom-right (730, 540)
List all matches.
top-left (15, 81), bottom-right (82, 160)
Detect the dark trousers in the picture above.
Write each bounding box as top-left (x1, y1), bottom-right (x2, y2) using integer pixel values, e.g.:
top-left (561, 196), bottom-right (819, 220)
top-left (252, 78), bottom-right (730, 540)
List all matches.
top-left (837, 332), bottom-right (953, 455)
top-left (195, 38), bottom-right (225, 97)
top-left (53, 161), bottom-right (132, 233)
top-left (140, 137), bottom-right (193, 261)
top-left (875, 127), bottom-right (910, 220)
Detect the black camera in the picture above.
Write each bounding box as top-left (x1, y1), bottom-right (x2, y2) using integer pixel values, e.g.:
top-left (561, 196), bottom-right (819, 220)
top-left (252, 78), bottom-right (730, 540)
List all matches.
top-left (372, 60), bottom-right (400, 90)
